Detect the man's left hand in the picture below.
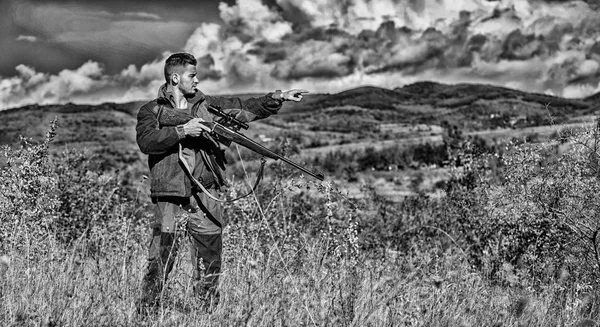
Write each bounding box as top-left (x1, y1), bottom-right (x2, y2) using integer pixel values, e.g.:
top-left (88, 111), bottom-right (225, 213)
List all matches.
top-left (281, 89), bottom-right (309, 102)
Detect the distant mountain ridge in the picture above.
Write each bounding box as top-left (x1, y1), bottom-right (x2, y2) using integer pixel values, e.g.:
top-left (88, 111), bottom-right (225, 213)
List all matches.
top-left (280, 81), bottom-right (593, 114)
top-left (2, 80), bottom-right (597, 117)
top-left (1, 81), bottom-right (597, 151)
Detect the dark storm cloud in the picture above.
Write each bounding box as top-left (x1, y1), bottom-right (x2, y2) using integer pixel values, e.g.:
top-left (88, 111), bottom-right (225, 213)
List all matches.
top-left (11, 2), bottom-right (196, 71)
top-left (197, 55), bottom-right (222, 81)
top-left (267, 27), bottom-right (357, 79)
top-left (247, 0), bottom-right (600, 98)
top-left (4, 0), bottom-right (600, 109)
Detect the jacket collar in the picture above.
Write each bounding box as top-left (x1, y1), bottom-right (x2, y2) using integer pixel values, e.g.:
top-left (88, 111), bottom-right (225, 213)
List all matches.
top-left (157, 83), bottom-right (206, 108)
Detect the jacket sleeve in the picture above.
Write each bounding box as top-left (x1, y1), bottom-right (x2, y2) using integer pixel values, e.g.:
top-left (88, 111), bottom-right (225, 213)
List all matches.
top-left (136, 103), bottom-right (186, 155)
top-left (204, 93), bottom-right (283, 123)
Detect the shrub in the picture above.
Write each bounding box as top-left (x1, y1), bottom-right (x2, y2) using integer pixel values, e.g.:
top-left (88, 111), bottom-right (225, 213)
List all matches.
top-left (356, 120), bottom-right (600, 290)
top-left (486, 124), bottom-right (600, 283)
top-left (435, 122), bottom-right (600, 286)
top-left (0, 118), bottom-right (146, 257)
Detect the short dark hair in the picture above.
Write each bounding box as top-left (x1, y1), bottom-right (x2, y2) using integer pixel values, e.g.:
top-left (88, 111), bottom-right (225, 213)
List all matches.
top-left (164, 53), bottom-right (197, 84)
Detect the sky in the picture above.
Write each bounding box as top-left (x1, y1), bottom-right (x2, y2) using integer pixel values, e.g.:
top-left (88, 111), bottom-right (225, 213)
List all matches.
top-left (2, 0), bottom-right (600, 109)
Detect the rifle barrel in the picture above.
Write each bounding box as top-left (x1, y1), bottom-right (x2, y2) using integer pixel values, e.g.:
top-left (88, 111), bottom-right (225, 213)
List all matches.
top-left (276, 156), bottom-right (325, 181)
top-left (213, 123), bottom-right (325, 181)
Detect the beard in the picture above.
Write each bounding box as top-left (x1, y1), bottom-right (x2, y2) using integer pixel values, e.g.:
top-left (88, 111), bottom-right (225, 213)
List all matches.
top-left (181, 84), bottom-right (198, 98)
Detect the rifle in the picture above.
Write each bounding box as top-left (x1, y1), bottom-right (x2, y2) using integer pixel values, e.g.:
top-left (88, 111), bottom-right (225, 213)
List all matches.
top-left (157, 104), bottom-right (325, 181)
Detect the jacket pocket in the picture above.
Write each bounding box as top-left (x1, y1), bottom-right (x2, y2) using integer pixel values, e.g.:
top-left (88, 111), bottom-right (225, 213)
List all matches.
top-left (149, 152), bottom-right (187, 196)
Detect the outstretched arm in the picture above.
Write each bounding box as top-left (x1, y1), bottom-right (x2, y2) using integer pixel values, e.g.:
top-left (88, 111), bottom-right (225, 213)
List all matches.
top-left (278, 89), bottom-right (309, 102)
top-left (206, 89), bottom-right (309, 123)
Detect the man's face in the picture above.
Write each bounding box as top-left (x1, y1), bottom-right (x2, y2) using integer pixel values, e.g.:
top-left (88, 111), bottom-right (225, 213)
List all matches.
top-left (176, 64), bottom-right (199, 97)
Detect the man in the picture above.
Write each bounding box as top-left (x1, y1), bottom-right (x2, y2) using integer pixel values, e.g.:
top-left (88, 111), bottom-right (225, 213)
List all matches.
top-left (135, 52), bottom-right (307, 312)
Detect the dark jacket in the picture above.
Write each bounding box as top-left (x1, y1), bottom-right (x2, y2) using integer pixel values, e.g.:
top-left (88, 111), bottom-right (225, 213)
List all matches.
top-left (136, 84), bottom-right (283, 198)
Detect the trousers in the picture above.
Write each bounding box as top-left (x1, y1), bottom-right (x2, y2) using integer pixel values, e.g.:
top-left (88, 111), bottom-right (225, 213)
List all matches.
top-left (139, 194), bottom-right (223, 308)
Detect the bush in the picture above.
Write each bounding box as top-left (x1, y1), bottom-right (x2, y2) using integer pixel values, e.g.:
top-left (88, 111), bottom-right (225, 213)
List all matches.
top-left (355, 121), bottom-right (600, 290)
top-left (433, 122), bottom-right (600, 286)
top-left (485, 124), bottom-right (600, 283)
top-left (0, 118), bottom-right (146, 257)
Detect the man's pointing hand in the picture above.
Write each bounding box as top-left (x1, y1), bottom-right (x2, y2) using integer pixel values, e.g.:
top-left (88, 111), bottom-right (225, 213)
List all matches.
top-left (281, 89), bottom-right (309, 102)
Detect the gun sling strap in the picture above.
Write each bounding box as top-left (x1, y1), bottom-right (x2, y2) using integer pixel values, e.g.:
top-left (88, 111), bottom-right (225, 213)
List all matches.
top-left (178, 144), bottom-right (265, 203)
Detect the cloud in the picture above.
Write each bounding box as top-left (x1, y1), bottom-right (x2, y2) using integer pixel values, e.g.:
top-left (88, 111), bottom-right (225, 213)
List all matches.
top-left (119, 58), bottom-right (164, 86)
top-left (183, 23), bottom-right (224, 66)
top-left (576, 59), bottom-right (600, 78)
top-left (0, 61), bottom-right (113, 108)
top-left (196, 54), bottom-right (222, 81)
top-left (12, 2), bottom-right (194, 63)
top-left (16, 35), bottom-right (38, 42)
top-left (178, 0), bottom-right (600, 100)
top-left (219, 0), bottom-right (292, 43)
top-left (183, 22), bottom-right (270, 88)
top-left (121, 11), bottom-right (161, 20)
top-left (276, 0), bottom-right (495, 33)
top-left (562, 83), bottom-right (597, 98)
top-left (271, 38), bottom-right (355, 79)
top-left (15, 65), bottom-right (46, 87)
top-left (6, 0), bottom-right (600, 109)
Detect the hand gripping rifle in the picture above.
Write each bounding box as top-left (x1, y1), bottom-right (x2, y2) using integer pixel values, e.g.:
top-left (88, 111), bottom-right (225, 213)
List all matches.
top-left (156, 104), bottom-right (325, 182)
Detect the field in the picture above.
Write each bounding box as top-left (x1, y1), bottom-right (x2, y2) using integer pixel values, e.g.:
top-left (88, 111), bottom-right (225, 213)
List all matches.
top-left (2, 82), bottom-right (600, 325)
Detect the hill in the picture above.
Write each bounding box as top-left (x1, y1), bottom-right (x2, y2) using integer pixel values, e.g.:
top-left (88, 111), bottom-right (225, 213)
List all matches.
top-left (1, 81), bottom-right (598, 174)
top-left (271, 81), bottom-right (595, 131)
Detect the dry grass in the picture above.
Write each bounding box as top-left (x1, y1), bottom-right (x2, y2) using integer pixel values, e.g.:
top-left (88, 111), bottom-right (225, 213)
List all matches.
top-left (1, 121), bottom-right (600, 326)
top-left (0, 225), bottom-right (596, 326)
